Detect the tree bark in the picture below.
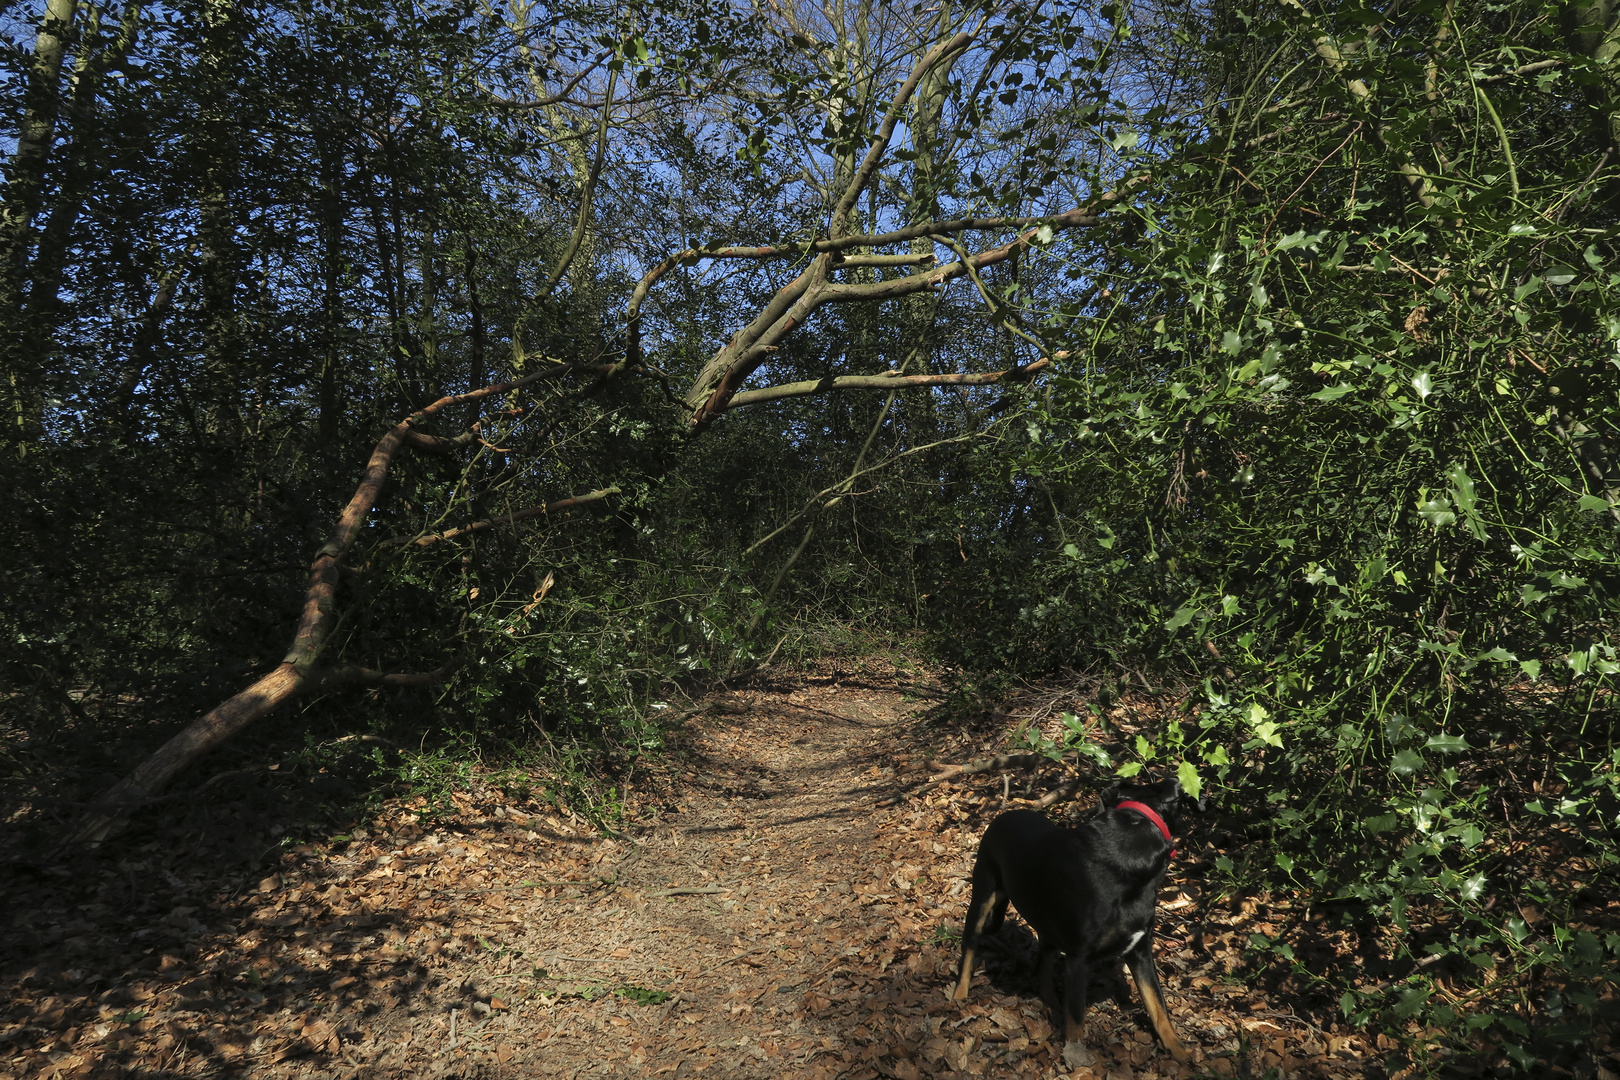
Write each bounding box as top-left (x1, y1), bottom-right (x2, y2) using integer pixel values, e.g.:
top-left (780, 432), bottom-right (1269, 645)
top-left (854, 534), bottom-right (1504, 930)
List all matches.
top-left (1, 0), bottom-right (78, 453)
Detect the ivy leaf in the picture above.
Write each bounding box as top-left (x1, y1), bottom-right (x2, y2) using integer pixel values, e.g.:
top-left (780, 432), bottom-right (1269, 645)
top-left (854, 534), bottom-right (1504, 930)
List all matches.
top-left (1177, 759), bottom-right (1202, 799)
top-left (1274, 229), bottom-right (1325, 251)
top-left (1393, 986), bottom-right (1432, 1019)
top-left (1447, 463), bottom-right (1478, 513)
top-left (1578, 493), bottom-right (1611, 513)
top-left (1417, 495), bottom-right (1455, 530)
top-left (1164, 605), bottom-right (1197, 631)
top-left (1251, 720), bottom-right (1282, 747)
top-left (1391, 749), bottom-right (1424, 775)
top-left (1384, 713), bottom-right (1420, 743)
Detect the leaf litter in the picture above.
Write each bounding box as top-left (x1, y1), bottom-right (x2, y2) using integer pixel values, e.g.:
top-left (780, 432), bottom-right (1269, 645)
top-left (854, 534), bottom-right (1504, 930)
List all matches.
top-left (1, 659), bottom-right (1615, 1079)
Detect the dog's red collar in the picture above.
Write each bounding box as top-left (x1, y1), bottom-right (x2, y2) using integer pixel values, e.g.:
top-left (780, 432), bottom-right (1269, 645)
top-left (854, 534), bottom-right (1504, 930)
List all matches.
top-left (1116, 800), bottom-right (1176, 859)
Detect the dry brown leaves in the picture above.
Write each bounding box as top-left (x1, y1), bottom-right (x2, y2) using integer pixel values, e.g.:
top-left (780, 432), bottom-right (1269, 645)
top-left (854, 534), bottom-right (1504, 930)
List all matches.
top-left (2, 661), bottom-right (1612, 1080)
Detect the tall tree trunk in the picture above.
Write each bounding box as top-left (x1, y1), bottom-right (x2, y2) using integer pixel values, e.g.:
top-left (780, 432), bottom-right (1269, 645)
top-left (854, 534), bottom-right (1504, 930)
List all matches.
top-left (1563, 0), bottom-right (1620, 164)
top-left (317, 126), bottom-right (346, 453)
top-left (195, 0), bottom-right (243, 433)
top-left (30, 1), bottom-right (145, 314)
top-left (466, 238), bottom-right (486, 396)
top-left (419, 219), bottom-right (440, 403)
top-left (1, 0), bottom-right (77, 455)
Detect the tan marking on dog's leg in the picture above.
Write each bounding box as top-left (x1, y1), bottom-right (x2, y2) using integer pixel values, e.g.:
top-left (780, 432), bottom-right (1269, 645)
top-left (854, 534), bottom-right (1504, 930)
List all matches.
top-left (1132, 968), bottom-right (1191, 1063)
top-left (951, 889), bottom-right (1001, 1001)
top-left (950, 947), bottom-right (975, 1000)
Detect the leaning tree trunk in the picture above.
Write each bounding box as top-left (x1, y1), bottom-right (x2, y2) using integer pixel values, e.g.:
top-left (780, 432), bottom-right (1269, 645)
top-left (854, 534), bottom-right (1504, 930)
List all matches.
top-left (66, 366), bottom-right (598, 844)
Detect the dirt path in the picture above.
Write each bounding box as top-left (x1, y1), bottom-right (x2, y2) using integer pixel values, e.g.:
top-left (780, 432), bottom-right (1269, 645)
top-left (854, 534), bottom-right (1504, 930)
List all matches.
top-left (0, 664), bottom-right (1378, 1080)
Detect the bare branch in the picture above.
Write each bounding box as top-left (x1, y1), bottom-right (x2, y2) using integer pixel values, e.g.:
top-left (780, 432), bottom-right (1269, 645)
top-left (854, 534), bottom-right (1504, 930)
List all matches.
top-left (834, 252), bottom-right (936, 268)
top-left (382, 486), bottom-right (621, 549)
top-left (67, 664), bottom-right (307, 845)
top-left (726, 356), bottom-right (1050, 409)
top-left (485, 48), bottom-right (612, 110)
top-left (403, 428), bottom-right (480, 453)
top-left (829, 31), bottom-right (973, 239)
top-left (317, 660), bottom-right (462, 688)
top-left (742, 432), bottom-right (991, 557)
top-left (540, 65), bottom-right (618, 299)
top-left (1477, 58), bottom-right (1562, 84)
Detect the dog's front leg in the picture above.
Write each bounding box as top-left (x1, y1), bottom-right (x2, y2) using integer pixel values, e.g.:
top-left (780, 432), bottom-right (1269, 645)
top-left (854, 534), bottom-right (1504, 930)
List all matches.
top-left (1124, 942), bottom-right (1191, 1063)
top-left (951, 884), bottom-right (1003, 1001)
top-left (1059, 953), bottom-right (1093, 1044)
top-left (1035, 941), bottom-right (1064, 1026)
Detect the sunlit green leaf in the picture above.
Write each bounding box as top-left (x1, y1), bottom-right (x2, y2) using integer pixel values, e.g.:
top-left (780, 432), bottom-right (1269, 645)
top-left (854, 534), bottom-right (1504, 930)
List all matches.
top-left (1578, 493), bottom-right (1611, 513)
top-left (1177, 758), bottom-right (1202, 798)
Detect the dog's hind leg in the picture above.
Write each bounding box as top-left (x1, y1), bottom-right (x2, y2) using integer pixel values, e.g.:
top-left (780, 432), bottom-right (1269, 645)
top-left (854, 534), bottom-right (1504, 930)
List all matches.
top-left (1124, 942), bottom-right (1191, 1063)
top-left (951, 882), bottom-right (1003, 1001)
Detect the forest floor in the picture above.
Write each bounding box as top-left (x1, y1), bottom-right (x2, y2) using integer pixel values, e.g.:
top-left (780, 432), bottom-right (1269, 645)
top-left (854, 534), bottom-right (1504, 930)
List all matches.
top-left (0, 659), bottom-right (1605, 1080)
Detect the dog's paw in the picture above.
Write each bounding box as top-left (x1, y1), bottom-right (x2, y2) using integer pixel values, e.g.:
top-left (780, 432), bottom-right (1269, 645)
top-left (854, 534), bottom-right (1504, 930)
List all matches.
top-left (1061, 1041), bottom-right (1096, 1069)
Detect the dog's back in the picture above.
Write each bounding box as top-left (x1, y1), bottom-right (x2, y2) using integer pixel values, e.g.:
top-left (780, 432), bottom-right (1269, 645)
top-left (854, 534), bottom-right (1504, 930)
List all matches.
top-left (972, 807), bottom-right (1164, 959)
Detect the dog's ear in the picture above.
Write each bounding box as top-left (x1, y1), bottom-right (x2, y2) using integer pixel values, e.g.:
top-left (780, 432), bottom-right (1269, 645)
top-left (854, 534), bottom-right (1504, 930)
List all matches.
top-left (1099, 783), bottom-right (1122, 807)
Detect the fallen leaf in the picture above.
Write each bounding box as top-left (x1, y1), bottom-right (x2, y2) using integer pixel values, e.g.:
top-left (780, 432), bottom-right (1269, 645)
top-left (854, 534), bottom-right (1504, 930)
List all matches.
top-left (300, 1018), bottom-right (338, 1054)
top-left (1063, 1042), bottom-right (1096, 1068)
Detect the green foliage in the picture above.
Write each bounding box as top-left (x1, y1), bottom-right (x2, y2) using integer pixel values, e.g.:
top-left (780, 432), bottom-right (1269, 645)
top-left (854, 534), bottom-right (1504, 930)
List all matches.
top-left (916, 0), bottom-right (1620, 1062)
top-left (616, 984), bottom-right (674, 1006)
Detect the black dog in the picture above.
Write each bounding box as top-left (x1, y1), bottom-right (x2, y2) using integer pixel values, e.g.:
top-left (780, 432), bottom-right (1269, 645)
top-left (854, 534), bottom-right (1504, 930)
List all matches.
top-left (951, 778), bottom-right (1198, 1062)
